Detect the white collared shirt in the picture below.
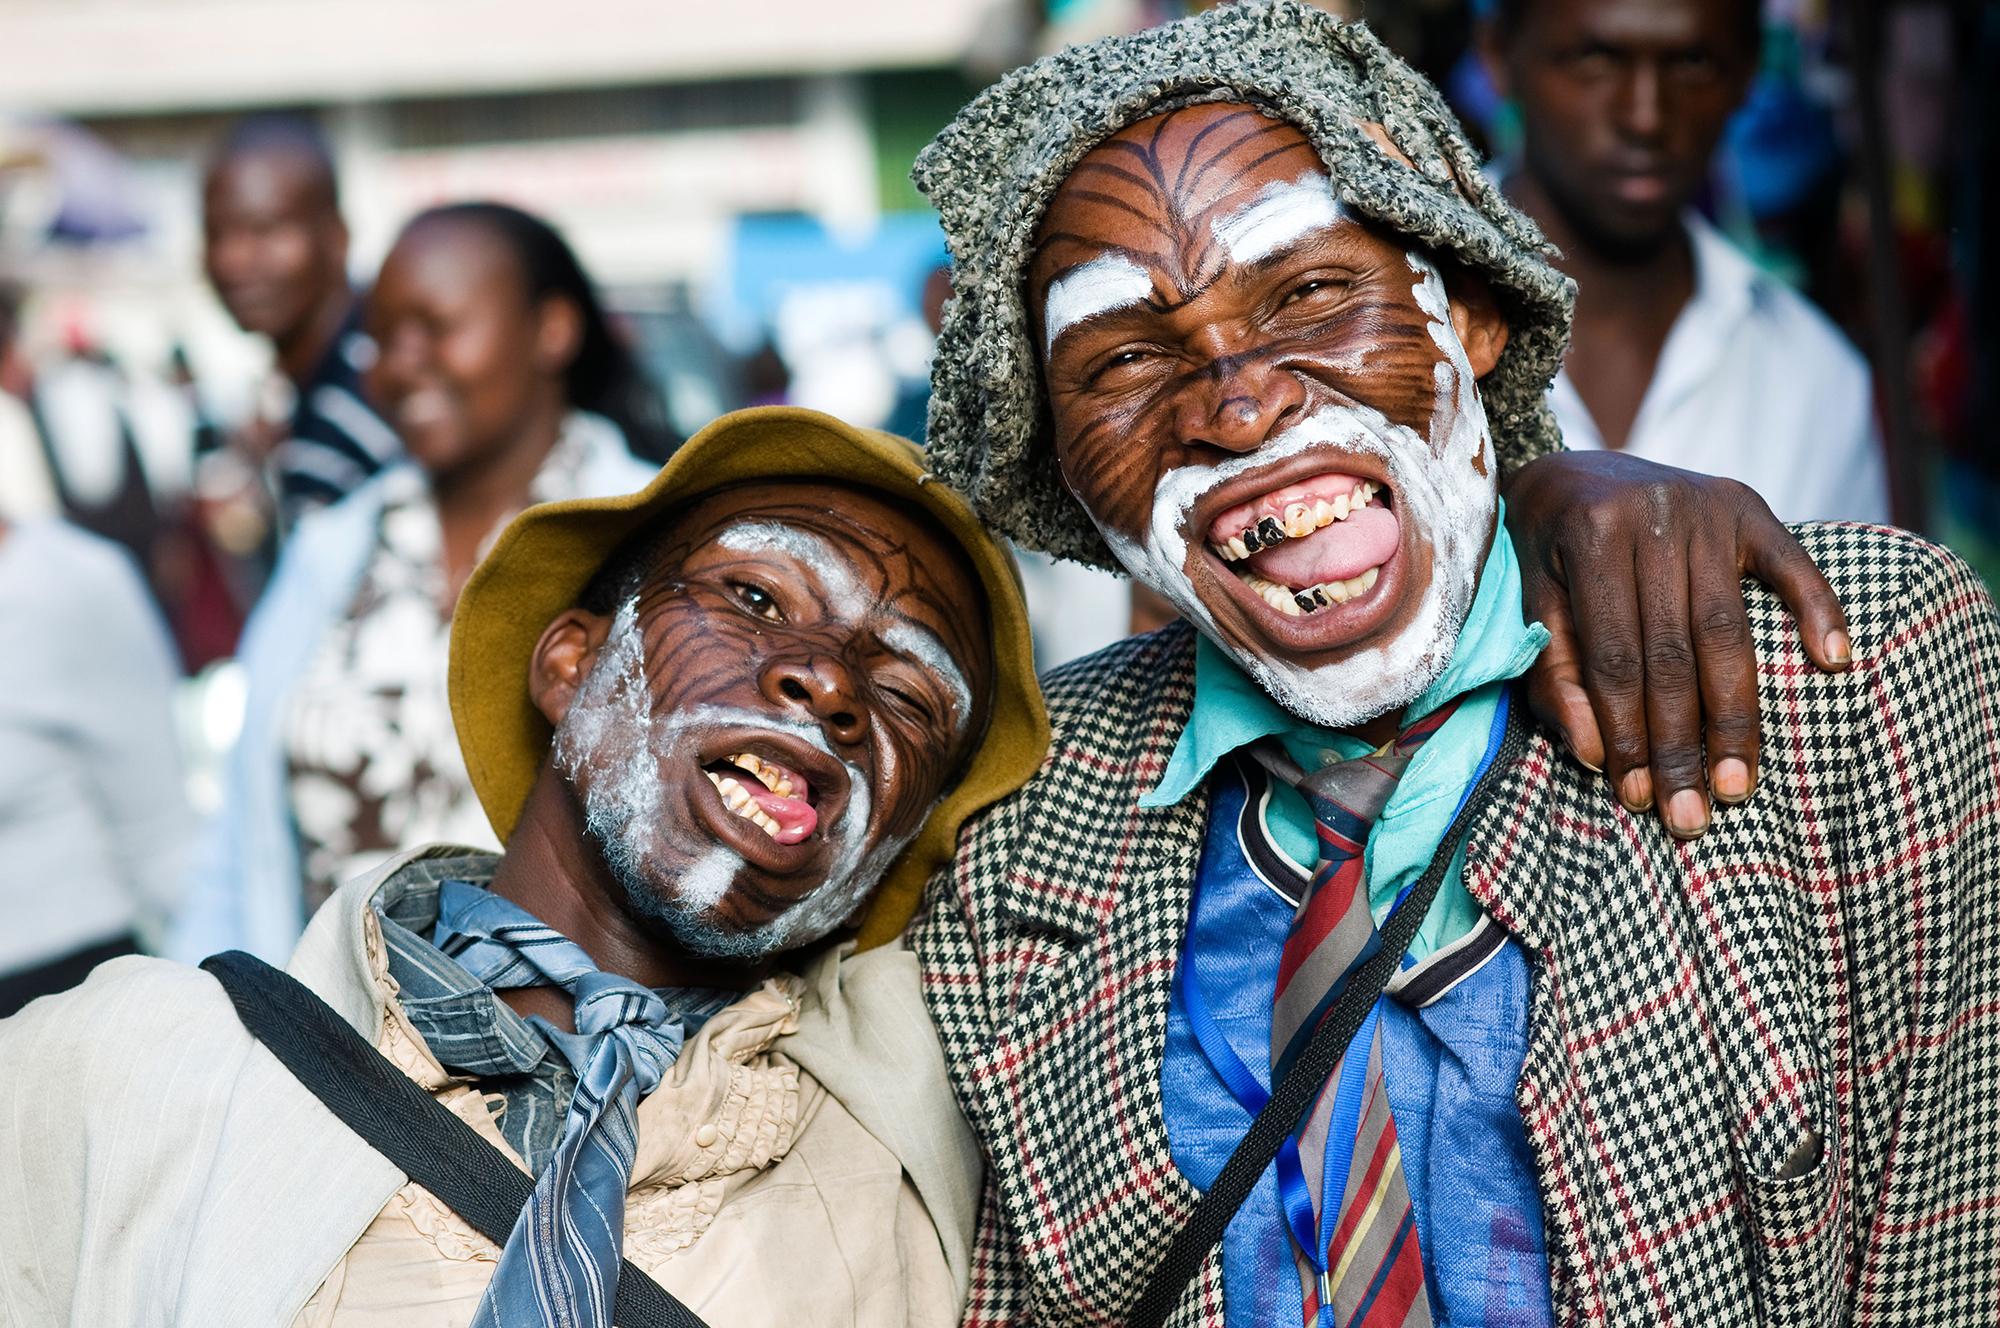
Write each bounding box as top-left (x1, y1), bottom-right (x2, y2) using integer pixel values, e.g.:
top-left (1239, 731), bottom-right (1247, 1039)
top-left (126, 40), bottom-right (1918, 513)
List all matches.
top-left (1549, 213), bottom-right (1890, 524)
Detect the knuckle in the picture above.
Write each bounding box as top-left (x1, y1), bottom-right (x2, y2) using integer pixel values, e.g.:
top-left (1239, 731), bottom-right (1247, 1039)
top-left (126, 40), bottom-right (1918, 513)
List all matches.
top-left (1651, 745), bottom-right (1706, 784)
top-left (1586, 639), bottom-right (1646, 691)
top-left (1705, 709), bottom-right (1760, 745)
top-left (1692, 604), bottom-right (1752, 650)
top-left (1641, 638), bottom-right (1699, 687)
top-left (1584, 644), bottom-right (1648, 696)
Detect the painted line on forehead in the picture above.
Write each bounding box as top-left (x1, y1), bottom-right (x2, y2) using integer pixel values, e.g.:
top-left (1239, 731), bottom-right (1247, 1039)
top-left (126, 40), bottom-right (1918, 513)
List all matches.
top-left (1182, 129), bottom-right (1319, 203)
top-left (1170, 108), bottom-right (1269, 191)
top-left (1211, 174), bottom-right (1345, 267)
top-left (716, 520), bottom-right (869, 620)
top-left (880, 620), bottom-right (973, 737)
top-left (1043, 254), bottom-right (1154, 357)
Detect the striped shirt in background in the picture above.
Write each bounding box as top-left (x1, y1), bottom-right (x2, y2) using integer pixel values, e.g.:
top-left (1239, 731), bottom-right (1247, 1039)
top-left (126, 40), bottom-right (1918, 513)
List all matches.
top-left (274, 305), bottom-right (401, 524)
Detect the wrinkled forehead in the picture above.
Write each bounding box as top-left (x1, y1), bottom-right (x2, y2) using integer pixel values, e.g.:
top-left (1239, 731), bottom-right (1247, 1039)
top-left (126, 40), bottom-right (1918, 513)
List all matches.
top-left (673, 486), bottom-right (993, 676)
top-left (1034, 104), bottom-right (1333, 275)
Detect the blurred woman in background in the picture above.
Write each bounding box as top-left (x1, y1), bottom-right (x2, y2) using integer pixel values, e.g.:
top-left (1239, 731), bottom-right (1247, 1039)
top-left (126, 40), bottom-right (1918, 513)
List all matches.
top-left (172, 202), bottom-right (665, 962)
top-left (0, 514), bottom-right (189, 1014)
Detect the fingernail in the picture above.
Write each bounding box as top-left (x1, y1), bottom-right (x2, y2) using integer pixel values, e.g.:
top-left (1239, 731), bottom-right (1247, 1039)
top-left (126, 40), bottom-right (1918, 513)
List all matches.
top-left (1667, 789), bottom-right (1709, 839)
top-left (1620, 769), bottom-right (1654, 812)
top-left (1713, 758), bottom-right (1752, 804)
top-left (1565, 741), bottom-right (1604, 774)
top-left (1825, 630), bottom-right (1851, 666)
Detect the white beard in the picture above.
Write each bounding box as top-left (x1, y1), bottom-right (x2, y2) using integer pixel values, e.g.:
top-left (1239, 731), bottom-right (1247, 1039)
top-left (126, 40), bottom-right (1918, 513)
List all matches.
top-left (1090, 252), bottom-right (1497, 730)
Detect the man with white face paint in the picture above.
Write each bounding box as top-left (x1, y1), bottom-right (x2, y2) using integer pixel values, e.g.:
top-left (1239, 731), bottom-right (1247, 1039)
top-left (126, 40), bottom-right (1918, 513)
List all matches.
top-left (0, 407), bottom-right (1051, 1328)
top-left (909, 5), bottom-right (2000, 1326)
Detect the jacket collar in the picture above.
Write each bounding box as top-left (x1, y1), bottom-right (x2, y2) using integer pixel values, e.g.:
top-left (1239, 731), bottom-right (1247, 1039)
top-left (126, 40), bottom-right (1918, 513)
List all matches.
top-left (1001, 623), bottom-right (1208, 944)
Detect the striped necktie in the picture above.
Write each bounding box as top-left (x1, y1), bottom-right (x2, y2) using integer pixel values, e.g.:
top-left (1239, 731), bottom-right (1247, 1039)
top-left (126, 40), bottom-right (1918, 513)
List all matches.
top-left (433, 880), bottom-right (692, 1328)
top-left (1268, 699), bottom-right (1459, 1327)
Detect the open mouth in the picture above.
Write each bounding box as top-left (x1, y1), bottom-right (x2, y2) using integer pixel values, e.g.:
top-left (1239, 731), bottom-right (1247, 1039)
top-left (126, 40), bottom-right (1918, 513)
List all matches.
top-left (1206, 470), bottom-right (1398, 616)
top-left (702, 752), bottom-right (820, 846)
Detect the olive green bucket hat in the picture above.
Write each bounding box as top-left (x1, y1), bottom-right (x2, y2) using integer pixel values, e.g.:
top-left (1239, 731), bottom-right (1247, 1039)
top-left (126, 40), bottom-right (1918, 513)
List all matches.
top-left (448, 404), bottom-right (1050, 950)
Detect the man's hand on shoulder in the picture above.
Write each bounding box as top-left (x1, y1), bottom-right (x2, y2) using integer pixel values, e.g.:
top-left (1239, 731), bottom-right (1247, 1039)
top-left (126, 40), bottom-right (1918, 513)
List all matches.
top-left (1503, 450), bottom-right (1854, 840)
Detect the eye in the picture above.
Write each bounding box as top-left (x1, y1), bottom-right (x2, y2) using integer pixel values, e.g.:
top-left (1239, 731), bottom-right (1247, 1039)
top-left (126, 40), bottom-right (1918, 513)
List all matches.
top-left (733, 583), bottom-right (784, 622)
top-left (1084, 346), bottom-right (1158, 386)
top-left (1282, 278), bottom-right (1336, 305)
top-left (879, 680), bottom-right (939, 724)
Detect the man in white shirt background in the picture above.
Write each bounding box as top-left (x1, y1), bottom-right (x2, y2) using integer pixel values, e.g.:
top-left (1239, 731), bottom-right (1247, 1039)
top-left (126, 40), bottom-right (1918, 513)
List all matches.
top-left (1481, 0), bottom-right (1891, 524)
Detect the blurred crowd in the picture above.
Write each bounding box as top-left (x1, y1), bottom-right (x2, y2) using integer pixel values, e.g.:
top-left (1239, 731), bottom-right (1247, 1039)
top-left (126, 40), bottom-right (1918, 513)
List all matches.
top-left (0, 0), bottom-right (1991, 1012)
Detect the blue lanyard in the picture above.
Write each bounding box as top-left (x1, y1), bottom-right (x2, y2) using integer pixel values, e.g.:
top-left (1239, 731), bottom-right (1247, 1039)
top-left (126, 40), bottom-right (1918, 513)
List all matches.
top-left (1176, 902), bottom-right (1388, 1308)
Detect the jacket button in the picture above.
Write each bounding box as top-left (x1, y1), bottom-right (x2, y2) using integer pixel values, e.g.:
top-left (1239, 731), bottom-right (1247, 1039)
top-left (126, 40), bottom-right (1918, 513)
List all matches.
top-left (694, 1124), bottom-right (721, 1148)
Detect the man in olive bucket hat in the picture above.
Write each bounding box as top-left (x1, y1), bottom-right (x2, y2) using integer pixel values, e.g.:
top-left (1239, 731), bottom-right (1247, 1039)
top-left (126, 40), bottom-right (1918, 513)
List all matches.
top-left (907, 3), bottom-right (2000, 1326)
top-left (0, 405), bottom-right (1048, 1327)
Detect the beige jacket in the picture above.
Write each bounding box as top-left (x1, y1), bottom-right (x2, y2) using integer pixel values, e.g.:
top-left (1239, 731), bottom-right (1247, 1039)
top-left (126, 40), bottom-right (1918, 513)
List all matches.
top-left (0, 846), bottom-right (982, 1327)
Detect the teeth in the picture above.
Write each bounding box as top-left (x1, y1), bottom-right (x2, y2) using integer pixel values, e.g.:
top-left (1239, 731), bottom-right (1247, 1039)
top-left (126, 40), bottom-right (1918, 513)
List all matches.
top-left (704, 770), bottom-right (785, 840)
top-left (725, 752), bottom-right (797, 798)
top-left (1239, 564), bottom-right (1384, 618)
top-left (1210, 482), bottom-right (1385, 562)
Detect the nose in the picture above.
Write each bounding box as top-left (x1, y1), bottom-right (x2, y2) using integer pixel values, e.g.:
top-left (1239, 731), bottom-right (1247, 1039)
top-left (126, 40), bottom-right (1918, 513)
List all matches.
top-left (1615, 61), bottom-right (1666, 142)
top-left (371, 320), bottom-right (431, 393)
top-left (1178, 351), bottom-right (1306, 454)
top-left (759, 652), bottom-right (870, 746)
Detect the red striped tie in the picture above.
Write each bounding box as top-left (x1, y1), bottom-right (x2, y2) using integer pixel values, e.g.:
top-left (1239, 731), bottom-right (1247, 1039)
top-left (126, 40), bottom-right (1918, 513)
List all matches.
top-left (1270, 699), bottom-right (1459, 1327)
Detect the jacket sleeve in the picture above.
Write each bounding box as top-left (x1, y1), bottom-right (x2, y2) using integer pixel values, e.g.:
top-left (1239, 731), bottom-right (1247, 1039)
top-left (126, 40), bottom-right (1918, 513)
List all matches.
top-left (1836, 534), bottom-right (2000, 1320)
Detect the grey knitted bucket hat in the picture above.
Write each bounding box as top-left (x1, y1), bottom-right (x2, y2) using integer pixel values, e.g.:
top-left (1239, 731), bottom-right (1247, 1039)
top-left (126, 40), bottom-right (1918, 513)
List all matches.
top-left (914, 0), bottom-right (1576, 570)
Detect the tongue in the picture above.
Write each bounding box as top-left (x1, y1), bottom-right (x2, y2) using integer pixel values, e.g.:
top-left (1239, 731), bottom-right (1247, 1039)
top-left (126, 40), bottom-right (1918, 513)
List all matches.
top-left (744, 783), bottom-right (818, 845)
top-left (1246, 505), bottom-right (1399, 588)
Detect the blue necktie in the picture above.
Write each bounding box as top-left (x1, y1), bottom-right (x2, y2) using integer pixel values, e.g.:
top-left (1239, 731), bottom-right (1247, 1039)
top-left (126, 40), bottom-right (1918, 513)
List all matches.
top-left (433, 879), bottom-right (692, 1328)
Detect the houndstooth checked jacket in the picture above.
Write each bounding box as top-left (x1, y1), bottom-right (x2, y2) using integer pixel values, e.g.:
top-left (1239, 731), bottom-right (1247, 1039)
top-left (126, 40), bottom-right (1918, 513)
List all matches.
top-left (910, 524), bottom-right (2000, 1328)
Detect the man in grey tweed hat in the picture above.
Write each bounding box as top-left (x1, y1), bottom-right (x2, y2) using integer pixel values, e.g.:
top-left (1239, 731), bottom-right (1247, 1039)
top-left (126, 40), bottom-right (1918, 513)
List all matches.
top-left (907, 3), bottom-right (2000, 1325)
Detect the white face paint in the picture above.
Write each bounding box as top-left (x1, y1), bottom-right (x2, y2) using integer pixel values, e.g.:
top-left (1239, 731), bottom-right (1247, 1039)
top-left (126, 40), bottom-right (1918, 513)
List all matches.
top-left (717, 521), bottom-right (868, 621)
top-left (1210, 173), bottom-right (1345, 266)
top-left (880, 621), bottom-right (973, 739)
top-left (1042, 254), bottom-right (1153, 357)
top-left (1089, 251), bottom-right (1497, 730)
top-left (552, 603), bottom-right (913, 959)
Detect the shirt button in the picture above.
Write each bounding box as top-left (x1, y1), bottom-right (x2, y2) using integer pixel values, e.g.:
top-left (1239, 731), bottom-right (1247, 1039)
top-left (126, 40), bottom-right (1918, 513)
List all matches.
top-left (694, 1124), bottom-right (721, 1148)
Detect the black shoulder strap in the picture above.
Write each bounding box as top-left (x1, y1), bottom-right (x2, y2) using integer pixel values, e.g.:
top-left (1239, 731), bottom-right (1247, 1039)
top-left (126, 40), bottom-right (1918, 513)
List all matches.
top-left (1126, 701), bottom-right (1527, 1328)
top-left (201, 950), bottom-right (711, 1328)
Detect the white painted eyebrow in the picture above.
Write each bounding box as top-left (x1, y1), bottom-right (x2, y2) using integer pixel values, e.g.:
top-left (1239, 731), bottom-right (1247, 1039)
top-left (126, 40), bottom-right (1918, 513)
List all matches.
top-left (880, 620), bottom-right (973, 737)
top-left (1042, 255), bottom-right (1154, 356)
top-left (1210, 174), bottom-right (1344, 267)
top-left (716, 521), bottom-right (868, 620)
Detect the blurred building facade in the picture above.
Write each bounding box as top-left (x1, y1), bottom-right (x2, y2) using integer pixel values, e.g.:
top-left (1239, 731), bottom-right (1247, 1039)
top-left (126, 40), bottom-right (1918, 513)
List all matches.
top-left (0, 0), bottom-right (1029, 431)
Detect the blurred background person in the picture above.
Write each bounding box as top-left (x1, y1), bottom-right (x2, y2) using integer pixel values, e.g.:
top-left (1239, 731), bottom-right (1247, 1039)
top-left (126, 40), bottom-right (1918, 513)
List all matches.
top-left (0, 283), bottom-right (56, 520)
top-left (171, 202), bottom-right (663, 963)
top-left (1480, 0), bottom-right (1889, 523)
top-left (0, 512), bottom-right (189, 1016)
top-left (203, 115), bottom-right (402, 526)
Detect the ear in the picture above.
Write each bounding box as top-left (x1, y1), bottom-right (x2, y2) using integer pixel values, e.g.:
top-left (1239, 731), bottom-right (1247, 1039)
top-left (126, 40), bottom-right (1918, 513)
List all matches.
top-left (1445, 268), bottom-right (1510, 379)
top-left (533, 295), bottom-right (585, 377)
top-left (529, 607), bottom-right (613, 728)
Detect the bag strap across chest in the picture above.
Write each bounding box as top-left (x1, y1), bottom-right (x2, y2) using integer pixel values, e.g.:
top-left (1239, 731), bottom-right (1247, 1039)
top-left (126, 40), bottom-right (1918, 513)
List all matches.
top-left (202, 950), bottom-right (712, 1328)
